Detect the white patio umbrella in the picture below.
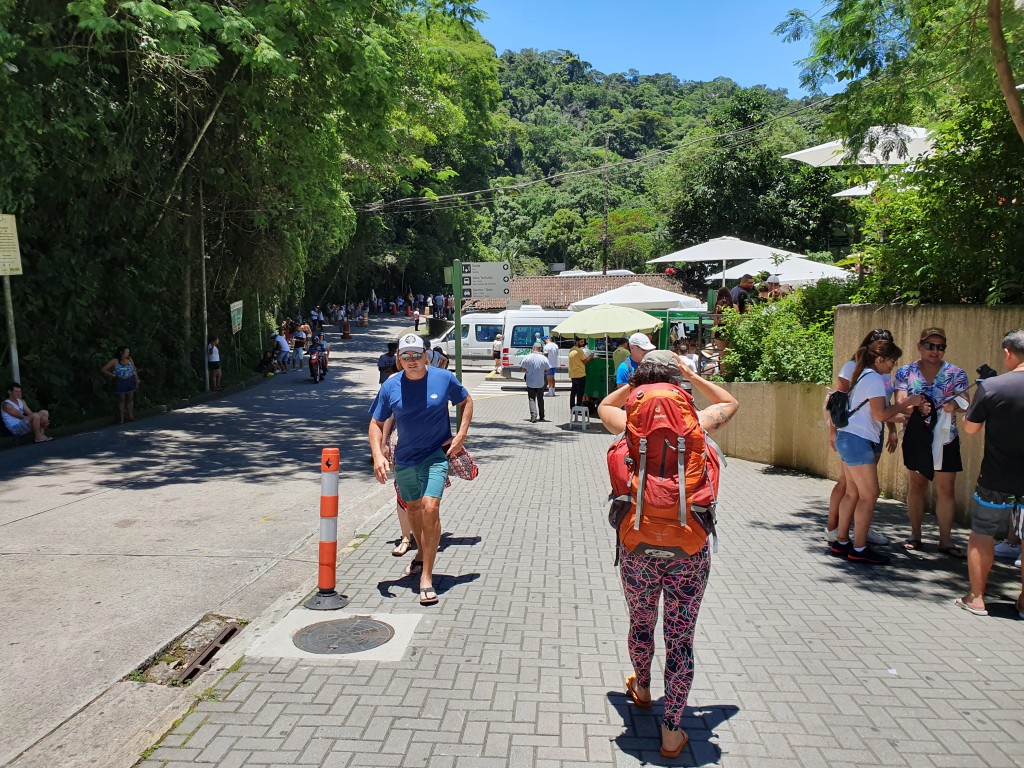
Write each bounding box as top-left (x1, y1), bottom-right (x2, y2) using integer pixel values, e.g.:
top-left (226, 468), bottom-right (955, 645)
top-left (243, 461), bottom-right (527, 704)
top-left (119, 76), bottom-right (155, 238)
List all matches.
top-left (707, 256), bottom-right (851, 286)
top-left (782, 125), bottom-right (933, 167)
top-left (647, 236), bottom-right (804, 286)
top-left (832, 180), bottom-right (879, 198)
top-left (568, 282), bottom-right (704, 311)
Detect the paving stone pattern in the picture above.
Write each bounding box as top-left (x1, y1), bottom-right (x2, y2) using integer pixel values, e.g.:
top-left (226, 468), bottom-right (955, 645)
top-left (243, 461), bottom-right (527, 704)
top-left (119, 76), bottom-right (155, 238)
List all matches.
top-left (140, 389), bottom-right (1024, 767)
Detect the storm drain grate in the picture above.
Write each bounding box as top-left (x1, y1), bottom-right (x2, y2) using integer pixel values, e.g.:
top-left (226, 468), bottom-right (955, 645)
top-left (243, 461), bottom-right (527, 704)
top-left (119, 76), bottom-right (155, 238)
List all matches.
top-left (293, 617), bottom-right (395, 655)
top-left (175, 623), bottom-right (241, 684)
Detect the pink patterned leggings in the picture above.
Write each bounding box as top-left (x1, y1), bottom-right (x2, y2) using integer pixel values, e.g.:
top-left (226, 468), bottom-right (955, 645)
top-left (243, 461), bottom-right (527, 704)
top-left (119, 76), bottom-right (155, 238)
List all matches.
top-left (619, 543), bottom-right (711, 730)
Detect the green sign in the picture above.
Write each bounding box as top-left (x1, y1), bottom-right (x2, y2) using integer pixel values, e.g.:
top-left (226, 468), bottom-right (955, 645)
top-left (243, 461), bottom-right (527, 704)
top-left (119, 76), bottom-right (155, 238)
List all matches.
top-left (230, 300), bottom-right (243, 335)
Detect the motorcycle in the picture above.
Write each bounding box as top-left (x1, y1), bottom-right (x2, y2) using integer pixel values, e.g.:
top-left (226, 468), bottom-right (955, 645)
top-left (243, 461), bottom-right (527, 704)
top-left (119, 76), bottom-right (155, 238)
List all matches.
top-left (308, 348), bottom-right (323, 383)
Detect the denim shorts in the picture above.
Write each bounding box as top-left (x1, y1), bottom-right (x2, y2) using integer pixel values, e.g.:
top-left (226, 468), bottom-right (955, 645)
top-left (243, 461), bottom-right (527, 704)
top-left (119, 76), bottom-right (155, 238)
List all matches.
top-left (835, 431), bottom-right (882, 467)
top-left (394, 448), bottom-right (449, 502)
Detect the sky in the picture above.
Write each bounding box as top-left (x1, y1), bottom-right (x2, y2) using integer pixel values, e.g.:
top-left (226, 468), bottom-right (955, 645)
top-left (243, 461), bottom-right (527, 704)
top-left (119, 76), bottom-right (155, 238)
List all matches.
top-left (474, 0), bottom-right (832, 97)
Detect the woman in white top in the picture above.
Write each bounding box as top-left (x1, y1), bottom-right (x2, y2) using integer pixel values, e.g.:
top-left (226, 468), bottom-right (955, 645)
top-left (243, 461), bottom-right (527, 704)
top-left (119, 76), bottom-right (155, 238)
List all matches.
top-left (207, 336), bottom-right (222, 391)
top-left (826, 329), bottom-right (898, 548)
top-left (2, 382), bottom-right (52, 442)
top-left (832, 340), bottom-right (924, 565)
top-left (491, 334), bottom-right (503, 375)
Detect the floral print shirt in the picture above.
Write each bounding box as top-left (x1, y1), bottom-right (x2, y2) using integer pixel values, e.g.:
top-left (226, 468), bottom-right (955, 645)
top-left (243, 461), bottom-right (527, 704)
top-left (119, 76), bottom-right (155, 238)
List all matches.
top-left (893, 360), bottom-right (969, 442)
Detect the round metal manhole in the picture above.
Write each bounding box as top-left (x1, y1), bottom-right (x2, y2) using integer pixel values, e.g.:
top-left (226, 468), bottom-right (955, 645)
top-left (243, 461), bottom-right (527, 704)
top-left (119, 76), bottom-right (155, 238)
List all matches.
top-left (292, 617), bottom-right (395, 655)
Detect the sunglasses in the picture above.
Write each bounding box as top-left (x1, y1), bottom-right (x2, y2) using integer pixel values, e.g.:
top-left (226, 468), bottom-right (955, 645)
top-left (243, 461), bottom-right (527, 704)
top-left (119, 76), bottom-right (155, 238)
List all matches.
top-left (922, 342), bottom-right (947, 352)
top-left (399, 352), bottom-right (424, 361)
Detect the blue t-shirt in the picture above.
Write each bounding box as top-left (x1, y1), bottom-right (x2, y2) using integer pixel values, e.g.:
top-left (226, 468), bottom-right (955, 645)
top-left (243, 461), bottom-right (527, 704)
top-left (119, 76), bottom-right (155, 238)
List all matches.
top-left (370, 367), bottom-right (469, 466)
top-left (615, 357), bottom-right (639, 386)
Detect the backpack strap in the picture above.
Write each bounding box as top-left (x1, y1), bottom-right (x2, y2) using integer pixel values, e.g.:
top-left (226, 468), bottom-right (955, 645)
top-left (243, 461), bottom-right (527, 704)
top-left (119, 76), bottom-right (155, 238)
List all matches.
top-left (677, 435), bottom-right (687, 528)
top-left (634, 437), bottom-right (648, 530)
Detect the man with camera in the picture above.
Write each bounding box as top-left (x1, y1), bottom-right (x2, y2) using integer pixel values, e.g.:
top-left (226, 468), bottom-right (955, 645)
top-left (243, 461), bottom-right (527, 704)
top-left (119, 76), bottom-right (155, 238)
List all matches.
top-left (956, 330), bottom-right (1024, 617)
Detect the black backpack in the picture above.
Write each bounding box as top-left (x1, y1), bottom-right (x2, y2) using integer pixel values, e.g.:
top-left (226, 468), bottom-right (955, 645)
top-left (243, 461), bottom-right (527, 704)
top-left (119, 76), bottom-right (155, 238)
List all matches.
top-left (826, 373), bottom-right (869, 429)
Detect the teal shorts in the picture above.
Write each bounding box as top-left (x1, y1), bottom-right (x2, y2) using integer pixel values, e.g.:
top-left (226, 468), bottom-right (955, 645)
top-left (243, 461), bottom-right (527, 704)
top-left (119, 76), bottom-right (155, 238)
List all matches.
top-left (394, 449), bottom-right (449, 502)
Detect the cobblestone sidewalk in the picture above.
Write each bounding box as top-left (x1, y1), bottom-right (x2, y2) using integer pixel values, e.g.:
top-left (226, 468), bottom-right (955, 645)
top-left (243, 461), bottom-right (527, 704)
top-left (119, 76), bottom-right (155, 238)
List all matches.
top-left (140, 389), bottom-right (1024, 768)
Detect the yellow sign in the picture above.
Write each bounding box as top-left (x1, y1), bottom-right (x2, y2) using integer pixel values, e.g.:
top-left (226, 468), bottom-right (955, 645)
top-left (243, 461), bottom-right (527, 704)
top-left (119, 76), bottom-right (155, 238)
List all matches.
top-left (0, 215), bottom-right (23, 276)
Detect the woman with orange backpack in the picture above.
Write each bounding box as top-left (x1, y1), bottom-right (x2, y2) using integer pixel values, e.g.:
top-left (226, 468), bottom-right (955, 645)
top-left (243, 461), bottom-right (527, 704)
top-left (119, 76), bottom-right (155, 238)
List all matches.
top-left (597, 349), bottom-right (738, 758)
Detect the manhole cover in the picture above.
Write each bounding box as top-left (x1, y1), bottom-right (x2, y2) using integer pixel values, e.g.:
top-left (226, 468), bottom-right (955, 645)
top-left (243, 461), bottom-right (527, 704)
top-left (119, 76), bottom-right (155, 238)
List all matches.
top-left (292, 617), bottom-right (395, 655)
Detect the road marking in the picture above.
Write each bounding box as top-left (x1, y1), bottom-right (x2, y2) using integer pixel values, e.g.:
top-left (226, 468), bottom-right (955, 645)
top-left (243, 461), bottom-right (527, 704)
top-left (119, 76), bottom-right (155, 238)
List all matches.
top-left (471, 379), bottom-right (521, 399)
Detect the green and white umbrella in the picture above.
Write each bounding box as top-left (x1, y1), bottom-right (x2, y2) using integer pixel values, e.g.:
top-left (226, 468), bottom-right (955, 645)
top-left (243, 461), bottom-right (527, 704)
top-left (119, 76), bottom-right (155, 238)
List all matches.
top-left (551, 304), bottom-right (663, 339)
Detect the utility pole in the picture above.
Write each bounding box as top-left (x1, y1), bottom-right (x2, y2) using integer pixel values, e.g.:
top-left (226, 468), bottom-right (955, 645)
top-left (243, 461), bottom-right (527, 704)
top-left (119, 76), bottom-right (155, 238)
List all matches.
top-left (200, 179), bottom-right (209, 392)
top-left (602, 133), bottom-right (610, 276)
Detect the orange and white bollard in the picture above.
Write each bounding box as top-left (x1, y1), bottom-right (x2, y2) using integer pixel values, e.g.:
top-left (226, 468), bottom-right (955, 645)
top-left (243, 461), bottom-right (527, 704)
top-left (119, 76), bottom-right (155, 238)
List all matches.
top-left (304, 448), bottom-right (349, 610)
top-left (341, 319), bottom-right (352, 339)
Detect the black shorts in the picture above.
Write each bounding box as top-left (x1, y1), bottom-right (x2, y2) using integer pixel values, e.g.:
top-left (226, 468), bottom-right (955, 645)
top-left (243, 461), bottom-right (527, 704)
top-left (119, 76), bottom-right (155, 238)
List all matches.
top-left (208, 362), bottom-right (220, 371)
top-left (492, 351), bottom-right (500, 360)
top-left (935, 436), bottom-right (963, 473)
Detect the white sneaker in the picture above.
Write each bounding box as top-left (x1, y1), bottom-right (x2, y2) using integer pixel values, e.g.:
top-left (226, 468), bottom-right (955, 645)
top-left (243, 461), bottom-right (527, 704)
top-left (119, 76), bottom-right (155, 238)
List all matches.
top-left (825, 527), bottom-right (839, 543)
top-left (866, 529), bottom-right (890, 545)
top-left (994, 540), bottom-right (1022, 559)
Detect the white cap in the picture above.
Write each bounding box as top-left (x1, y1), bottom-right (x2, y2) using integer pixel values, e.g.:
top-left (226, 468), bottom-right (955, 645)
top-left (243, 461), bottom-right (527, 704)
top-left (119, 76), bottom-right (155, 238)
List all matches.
top-left (398, 334), bottom-right (425, 353)
top-left (628, 332), bottom-right (655, 351)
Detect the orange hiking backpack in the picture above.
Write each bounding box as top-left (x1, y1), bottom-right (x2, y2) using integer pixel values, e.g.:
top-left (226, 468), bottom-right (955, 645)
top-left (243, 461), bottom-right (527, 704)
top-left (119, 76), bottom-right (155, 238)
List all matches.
top-left (607, 382), bottom-right (721, 561)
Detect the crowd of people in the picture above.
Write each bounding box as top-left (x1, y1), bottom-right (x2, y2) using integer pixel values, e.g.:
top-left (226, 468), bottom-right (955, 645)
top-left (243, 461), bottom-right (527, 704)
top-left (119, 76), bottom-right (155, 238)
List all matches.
top-left (825, 327), bottom-right (1024, 617)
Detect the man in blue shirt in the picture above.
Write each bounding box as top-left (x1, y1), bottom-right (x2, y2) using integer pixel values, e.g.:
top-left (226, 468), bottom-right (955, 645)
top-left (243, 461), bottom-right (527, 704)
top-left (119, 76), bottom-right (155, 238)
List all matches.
top-left (615, 332), bottom-right (655, 385)
top-left (369, 334), bottom-right (473, 606)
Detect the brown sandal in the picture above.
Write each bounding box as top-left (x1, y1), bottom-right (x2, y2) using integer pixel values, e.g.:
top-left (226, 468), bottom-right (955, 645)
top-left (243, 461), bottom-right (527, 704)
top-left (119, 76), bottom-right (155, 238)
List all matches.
top-left (392, 539), bottom-right (411, 557)
top-left (625, 675), bottom-right (652, 709)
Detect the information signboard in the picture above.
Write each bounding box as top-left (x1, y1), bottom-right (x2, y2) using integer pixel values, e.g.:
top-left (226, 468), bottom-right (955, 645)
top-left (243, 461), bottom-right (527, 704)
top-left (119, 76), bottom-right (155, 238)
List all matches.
top-left (460, 261), bottom-right (510, 299)
top-left (0, 215), bottom-right (23, 276)
top-left (230, 300), bottom-right (244, 335)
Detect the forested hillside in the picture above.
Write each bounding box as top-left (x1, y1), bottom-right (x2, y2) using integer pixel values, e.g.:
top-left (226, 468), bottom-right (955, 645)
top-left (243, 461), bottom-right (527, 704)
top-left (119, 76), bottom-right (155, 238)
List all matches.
top-left (475, 50), bottom-right (850, 280)
top-left (1, 0), bottom-right (1022, 422)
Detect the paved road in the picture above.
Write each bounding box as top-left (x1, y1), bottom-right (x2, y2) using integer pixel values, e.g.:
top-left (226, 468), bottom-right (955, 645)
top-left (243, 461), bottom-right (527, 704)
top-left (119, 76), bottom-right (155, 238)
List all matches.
top-left (0, 318), bottom-right (471, 766)
top-left (138, 385), bottom-right (1024, 767)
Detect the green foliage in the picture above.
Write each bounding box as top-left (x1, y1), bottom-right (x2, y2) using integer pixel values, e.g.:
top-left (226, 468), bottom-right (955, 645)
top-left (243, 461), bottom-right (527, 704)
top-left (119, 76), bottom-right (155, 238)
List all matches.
top-left (0, 0), bottom-right (497, 422)
top-left (791, 277), bottom-right (860, 328)
top-left (855, 99), bottom-right (1024, 304)
top-left (719, 301), bottom-right (835, 385)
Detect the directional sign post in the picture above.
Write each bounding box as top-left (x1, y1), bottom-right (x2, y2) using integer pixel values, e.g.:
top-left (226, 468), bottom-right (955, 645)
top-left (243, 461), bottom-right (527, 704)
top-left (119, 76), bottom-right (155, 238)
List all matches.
top-left (460, 261), bottom-right (511, 300)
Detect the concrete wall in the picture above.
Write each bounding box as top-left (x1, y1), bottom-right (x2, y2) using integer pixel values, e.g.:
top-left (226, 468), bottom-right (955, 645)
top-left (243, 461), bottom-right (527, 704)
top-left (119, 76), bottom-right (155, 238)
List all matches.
top-left (701, 304), bottom-right (1024, 521)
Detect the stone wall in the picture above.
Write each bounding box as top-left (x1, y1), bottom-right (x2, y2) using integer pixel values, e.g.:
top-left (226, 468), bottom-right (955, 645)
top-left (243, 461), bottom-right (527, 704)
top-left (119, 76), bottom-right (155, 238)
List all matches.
top-left (700, 303), bottom-right (1024, 521)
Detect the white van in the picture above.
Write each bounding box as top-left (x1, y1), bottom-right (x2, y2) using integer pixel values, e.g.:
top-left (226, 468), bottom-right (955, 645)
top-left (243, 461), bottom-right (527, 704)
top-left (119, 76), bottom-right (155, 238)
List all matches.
top-left (499, 306), bottom-right (575, 378)
top-left (429, 313), bottom-right (506, 363)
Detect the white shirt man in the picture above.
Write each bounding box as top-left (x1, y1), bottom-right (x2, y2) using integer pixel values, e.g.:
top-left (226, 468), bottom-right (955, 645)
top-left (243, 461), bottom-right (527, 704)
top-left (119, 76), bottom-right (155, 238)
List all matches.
top-left (543, 336), bottom-right (559, 396)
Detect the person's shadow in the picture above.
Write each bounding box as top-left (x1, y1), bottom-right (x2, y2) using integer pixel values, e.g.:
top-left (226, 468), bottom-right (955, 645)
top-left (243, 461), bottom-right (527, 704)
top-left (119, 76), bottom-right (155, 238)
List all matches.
top-left (608, 692), bottom-right (738, 765)
top-left (377, 571), bottom-right (480, 599)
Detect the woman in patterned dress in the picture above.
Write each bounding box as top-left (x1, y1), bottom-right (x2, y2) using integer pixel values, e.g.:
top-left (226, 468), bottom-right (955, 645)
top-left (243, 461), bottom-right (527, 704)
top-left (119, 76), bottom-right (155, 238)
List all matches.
top-left (894, 327), bottom-right (970, 556)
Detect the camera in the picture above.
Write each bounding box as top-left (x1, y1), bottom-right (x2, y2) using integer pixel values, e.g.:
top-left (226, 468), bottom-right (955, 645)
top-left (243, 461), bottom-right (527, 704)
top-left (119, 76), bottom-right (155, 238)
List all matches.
top-left (977, 364), bottom-right (998, 380)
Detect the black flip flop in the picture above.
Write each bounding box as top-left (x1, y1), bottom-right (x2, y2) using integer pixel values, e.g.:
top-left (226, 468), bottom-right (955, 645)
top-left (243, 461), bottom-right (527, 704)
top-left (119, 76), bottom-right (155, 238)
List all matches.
top-left (419, 587), bottom-right (438, 606)
top-left (404, 559), bottom-right (423, 576)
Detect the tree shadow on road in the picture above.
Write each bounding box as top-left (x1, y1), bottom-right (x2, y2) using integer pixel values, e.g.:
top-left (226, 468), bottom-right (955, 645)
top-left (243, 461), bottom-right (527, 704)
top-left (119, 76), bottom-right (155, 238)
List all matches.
top-left (607, 694), bottom-right (738, 766)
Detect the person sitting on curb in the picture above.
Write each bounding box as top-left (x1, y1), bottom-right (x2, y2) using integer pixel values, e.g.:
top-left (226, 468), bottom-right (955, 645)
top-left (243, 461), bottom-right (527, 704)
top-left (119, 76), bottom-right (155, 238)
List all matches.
top-left (2, 382), bottom-right (52, 442)
top-left (956, 329), bottom-right (1024, 616)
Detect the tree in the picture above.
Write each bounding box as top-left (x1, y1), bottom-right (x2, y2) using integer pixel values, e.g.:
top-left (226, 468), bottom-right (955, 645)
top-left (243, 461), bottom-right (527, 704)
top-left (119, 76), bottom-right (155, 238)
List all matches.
top-left (776, 0), bottom-right (1024, 146)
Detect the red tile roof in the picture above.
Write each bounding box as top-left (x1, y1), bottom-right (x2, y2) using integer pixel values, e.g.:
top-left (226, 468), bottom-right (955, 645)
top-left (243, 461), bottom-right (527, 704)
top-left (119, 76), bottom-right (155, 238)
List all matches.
top-left (466, 274), bottom-right (693, 311)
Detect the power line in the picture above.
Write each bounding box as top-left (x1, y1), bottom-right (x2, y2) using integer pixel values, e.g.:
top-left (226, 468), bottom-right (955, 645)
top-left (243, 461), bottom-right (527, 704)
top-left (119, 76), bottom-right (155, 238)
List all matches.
top-left (354, 91), bottom-right (837, 215)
